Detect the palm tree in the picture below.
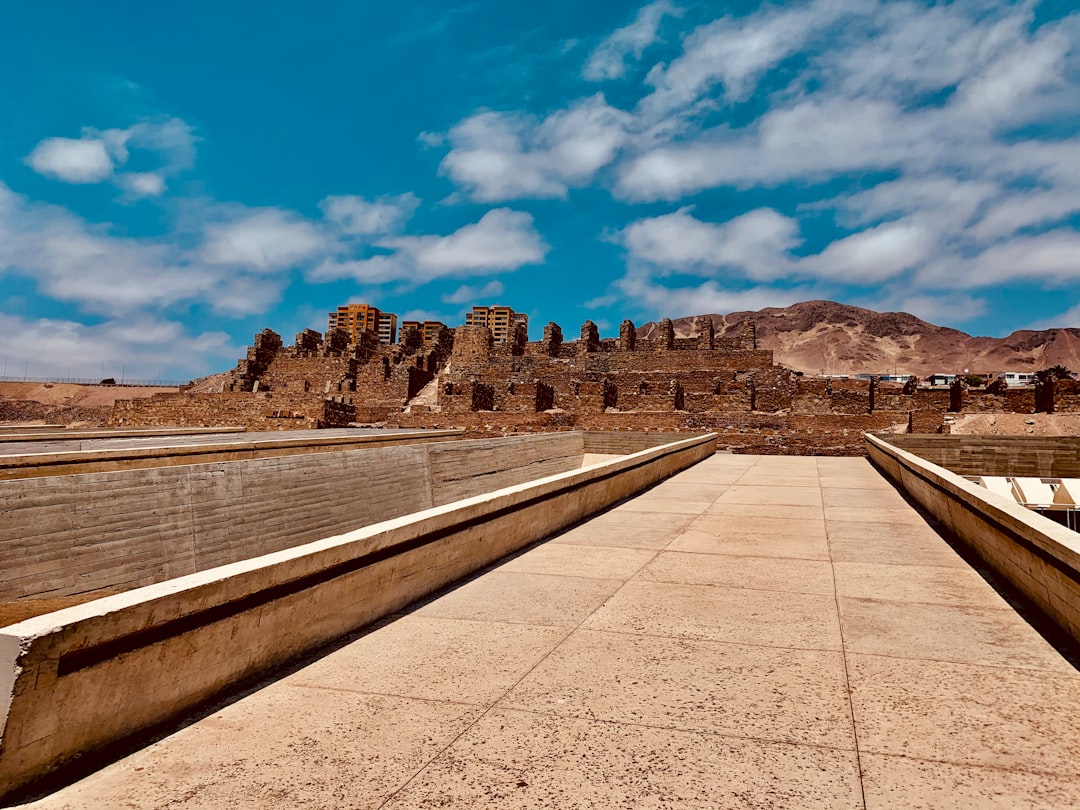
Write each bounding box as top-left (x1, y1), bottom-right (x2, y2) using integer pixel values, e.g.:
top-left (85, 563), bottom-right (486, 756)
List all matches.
top-left (1048, 364), bottom-right (1074, 380)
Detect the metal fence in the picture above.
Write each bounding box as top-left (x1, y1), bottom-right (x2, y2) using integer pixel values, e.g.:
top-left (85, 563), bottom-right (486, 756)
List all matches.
top-left (0, 376), bottom-right (189, 388)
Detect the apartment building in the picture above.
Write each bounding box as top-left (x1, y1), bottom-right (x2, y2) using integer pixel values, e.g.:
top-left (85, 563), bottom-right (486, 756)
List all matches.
top-left (465, 305), bottom-right (527, 344)
top-left (328, 304), bottom-right (397, 345)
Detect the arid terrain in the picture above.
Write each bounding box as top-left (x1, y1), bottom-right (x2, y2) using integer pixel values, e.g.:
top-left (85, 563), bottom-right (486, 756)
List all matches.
top-left (0, 382), bottom-right (179, 426)
top-left (641, 300), bottom-right (1080, 377)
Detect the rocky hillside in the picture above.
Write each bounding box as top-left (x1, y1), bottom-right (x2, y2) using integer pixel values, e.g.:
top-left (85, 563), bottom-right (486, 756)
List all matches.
top-left (638, 300), bottom-right (1080, 376)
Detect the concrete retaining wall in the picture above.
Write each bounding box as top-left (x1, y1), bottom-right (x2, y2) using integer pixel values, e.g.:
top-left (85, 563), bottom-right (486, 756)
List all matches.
top-left (0, 433), bottom-right (716, 799)
top-left (866, 433), bottom-right (1080, 646)
top-left (883, 435), bottom-right (1080, 478)
top-left (0, 433), bottom-right (583, 601)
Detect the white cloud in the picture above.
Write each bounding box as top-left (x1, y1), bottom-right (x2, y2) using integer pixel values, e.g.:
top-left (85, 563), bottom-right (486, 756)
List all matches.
top-left (439, 95), bottom-right (632, 201)
top-left (25, 117), bottom-right (198, 192)
top-left (442, 280), bottom-right (505, 305)
top-left (200, 209), bottom-right (329, 270)
top-left (0, 183), bottom-right (311, 318)
top-left (0, 312), bottom-right (235, 380)
top-left (1028, 302), bottom-right (1080, 330)
top-left (385, 208), bottom-right (547, 274)
top-left (583, 0), bottom-right (678, 81)
top-left (917, 230), bottom-right (1080, 290)
top-left (615, 274), bottom-right (805, 319)
top-left (117, 172), bottom-right (167, 198)
top-left (639, 0), bottom-right (861, 116)
top-left (621, 207), bottom-right (799, 280)
top-left (25, 138), bottom-right (114, 183)
top-left (802, 220), bottom-right (936, 283)
top-left (310, 208), bottom-right (547, 284)
top-left (319, 193), bottom-right (419, 236)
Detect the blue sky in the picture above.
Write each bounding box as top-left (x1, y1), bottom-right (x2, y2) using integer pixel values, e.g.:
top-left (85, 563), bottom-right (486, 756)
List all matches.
top-left (2, 0), bottom-right (1080, 379)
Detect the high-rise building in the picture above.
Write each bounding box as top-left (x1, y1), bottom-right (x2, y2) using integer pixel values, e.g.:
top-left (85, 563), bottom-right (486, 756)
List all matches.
top-left (328, 304), bottom-right (397, 345)
top-left (399, 320), bottom-right (446, 345)
top-left (377, 313), bottom-right (397, 346)
top-left (465, 305), bottom-right (527, 344)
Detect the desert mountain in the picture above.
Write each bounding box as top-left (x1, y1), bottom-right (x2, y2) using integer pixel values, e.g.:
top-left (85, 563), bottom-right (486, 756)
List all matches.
top-left (637, 300), bottom-right (1080, 377)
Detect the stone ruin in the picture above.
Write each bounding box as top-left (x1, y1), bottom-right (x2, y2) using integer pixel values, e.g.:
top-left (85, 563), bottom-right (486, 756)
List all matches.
top-left (109, 315), bottom-right (1080, 454)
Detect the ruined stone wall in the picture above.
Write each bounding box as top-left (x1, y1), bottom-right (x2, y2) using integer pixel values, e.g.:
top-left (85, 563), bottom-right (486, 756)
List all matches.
top-left (110, 391), bottom-right (354, 430)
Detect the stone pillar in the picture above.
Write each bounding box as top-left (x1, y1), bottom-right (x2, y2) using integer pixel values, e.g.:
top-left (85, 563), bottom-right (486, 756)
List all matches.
top-left (660, 318), bottom-right (675, 350)
top-left (742, 319), bottom-right (757, 350)
top-left (510, 321), bottom-right (527, 357)
top-left (949, 377), bottom-right (965, 413)
top-left (868, 376), bottom-right (878, 414)
top-left (542, 322), bottom-right (563, 357)
top-left (698, 317), bottom-right (715, 350)
top-left (619, 319), bottom-right (636, 352)
top-left (580, 320), bottom-right (600, 353)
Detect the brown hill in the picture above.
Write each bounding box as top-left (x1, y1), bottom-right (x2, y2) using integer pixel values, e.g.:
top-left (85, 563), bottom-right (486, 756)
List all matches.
top-left (638, 300), bottom-right (1080, 376)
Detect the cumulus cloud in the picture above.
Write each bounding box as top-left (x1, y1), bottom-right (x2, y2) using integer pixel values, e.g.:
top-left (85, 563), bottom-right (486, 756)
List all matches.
top-left (200, 209), bottom-right (329, 271)
top-left (583, 0), bottom-right (678, 81)
top-left (442, 280), bottom-right (505, 304)
top-left (25, 117), bottom-right (198, 193)
top-left (0, 312), bottom-right (235, 380)
top-left (310, 208), bottom-right (547, 284)
top-left (0, 183), bottom-right (318, 318)
top-left (439, 95), bottom-right (632, 201)
top-left (621, 207), bottom-right (799, 280)
top-left (319, 193), bottom-right (420, 236)
top-left (26, 138), bottom-right (114, 183)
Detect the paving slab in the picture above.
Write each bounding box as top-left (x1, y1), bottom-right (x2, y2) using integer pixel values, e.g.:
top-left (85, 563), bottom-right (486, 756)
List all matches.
top-left (641, 550), bottom-right (836, 595)
top-left (497, 543), bottom-right (656, 580)
top-left (382, 709), bottom-right (864, 810)
top-left (861, 752), bottom-right (1080, 809)
top-left (500, 629), bottom-right (855, 748)
top-left (415, 570), bottom-right (622, 628)
top-left (833, 561), bottom-right (1011, 608)
top-left (848, 653), bottom-right (1080, 775)
top-left (839, 597), bottom-right (1074, 672)
top-left (669, 526), bottom-right (832, 560)
top-left (285, 615), bottom-right (567, 705)
top-left (583, 580), bottom-right (844, 650)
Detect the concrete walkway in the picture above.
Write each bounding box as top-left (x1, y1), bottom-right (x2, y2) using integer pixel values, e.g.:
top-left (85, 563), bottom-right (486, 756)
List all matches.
top-left (25, 455), bottom-right (1080, 808)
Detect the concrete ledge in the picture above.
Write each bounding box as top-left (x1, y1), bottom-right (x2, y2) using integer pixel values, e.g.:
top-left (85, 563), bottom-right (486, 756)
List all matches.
top-left (0, 427), bottom-right (244, 443)
top-left (865, 433), bottom-right (1080, 645)
top-left (0, 429), bottom-right (464, 480)
top-left (0, 433), bottom-right (716, 798)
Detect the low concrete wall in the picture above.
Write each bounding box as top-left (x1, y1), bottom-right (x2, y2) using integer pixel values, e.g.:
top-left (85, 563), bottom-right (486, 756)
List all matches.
top-left (0, 433), bottom-right (716, 798)
top-left (0, 433), bottom-right (582, 601)
top-left (883, 434), bottom-right (1080, 478)
top-left (0, 429), bottom-right (464, 480)
top-left (866, 433), bottom-right (1080, 645)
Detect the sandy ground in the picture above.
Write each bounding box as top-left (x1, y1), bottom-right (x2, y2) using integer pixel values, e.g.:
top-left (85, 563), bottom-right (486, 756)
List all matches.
top-left (0, 382), bottom-right (179, 408)
top-left (949, 413), bottom-right (1080, 436)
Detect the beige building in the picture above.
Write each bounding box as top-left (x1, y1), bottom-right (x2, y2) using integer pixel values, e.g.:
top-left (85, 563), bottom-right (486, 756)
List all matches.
top-left (400, 320), bottom-right (447, 345)
top-left (465, 305), bottom-right (527, 344)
